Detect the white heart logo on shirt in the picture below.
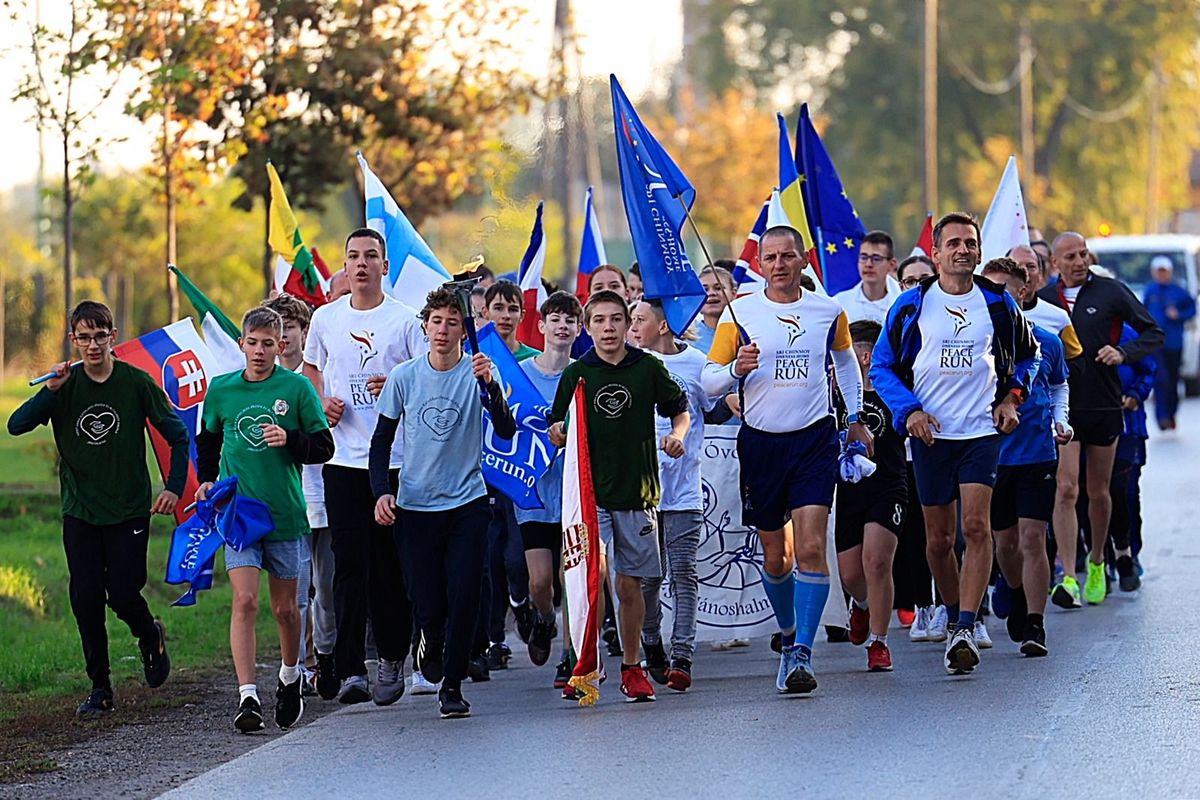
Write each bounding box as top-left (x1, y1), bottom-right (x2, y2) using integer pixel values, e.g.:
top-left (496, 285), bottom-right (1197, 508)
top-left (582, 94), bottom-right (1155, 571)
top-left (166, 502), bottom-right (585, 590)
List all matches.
top-left (420, 406), bottom-right (461, 437)
top-left (235, 413), bottom-right (274, 449)
top-left (79, 411), bottom-right (117, 442)
top-left (594, 385), bottom-right (631, 418)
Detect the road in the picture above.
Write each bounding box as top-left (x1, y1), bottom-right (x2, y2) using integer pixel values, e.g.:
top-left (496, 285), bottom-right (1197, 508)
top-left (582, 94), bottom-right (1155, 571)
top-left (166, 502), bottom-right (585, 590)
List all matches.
top-left (162, 412), bottom-right (1200, 800)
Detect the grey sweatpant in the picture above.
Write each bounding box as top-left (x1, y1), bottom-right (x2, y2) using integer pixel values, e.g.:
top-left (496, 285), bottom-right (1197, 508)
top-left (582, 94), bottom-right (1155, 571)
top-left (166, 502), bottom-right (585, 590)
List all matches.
top-left (641, 510), bottom-right (702, 661)
top-left (309, 527), bottom-right (337, 656)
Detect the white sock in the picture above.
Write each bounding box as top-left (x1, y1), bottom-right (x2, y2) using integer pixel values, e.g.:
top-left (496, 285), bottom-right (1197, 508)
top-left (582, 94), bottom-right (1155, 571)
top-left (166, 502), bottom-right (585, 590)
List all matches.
top-left (239, 683), bottom-right (259, 703)
top-left (851, 596), bottom-right (869, 610)
top-left (868, 633), bottom-right (887, 645)
top-left (279, 662), bottom-right (301, 684)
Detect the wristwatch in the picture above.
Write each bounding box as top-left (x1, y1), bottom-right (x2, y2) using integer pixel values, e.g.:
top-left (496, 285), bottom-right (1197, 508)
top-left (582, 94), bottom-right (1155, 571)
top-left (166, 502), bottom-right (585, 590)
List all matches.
top-left (846, 411), bottom-right (861, 425)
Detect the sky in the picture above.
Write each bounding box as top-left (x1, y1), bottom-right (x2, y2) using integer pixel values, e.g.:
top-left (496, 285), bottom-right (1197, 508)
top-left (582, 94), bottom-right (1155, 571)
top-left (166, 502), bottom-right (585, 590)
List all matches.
top-left (0, 0), bottom-right (684, 194)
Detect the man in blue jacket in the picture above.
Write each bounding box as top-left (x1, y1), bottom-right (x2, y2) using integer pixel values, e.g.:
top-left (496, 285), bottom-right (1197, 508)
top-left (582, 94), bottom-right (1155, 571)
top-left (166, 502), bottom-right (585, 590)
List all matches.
top-left (871, 213), bottom-right (1039, 677)
top-left (1142, 255), bottom-right (1195, 430)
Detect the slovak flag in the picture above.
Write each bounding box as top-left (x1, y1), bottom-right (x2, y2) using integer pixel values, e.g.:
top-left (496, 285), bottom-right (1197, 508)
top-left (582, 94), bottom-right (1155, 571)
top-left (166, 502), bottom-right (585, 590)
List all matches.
top-left (910, 213), bottom-right (934, 258)
top-left (561, 378), bottom-right (602, 706)
top-left (576, 186), bottom-right (608, 301)
top-left (517, 201), bottom-right (548, 350)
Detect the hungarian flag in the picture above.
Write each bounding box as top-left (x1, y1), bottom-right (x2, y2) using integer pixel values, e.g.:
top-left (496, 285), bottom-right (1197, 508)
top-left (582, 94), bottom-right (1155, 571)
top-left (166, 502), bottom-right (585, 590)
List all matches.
top-left (910, 213), bottom-right (934, 258)
top-left (267, 162), bottom-right (331, 306)
top-left (560, 378), bottom-right (602, 706)
top-left (517, 201), bottom-right (548, 350)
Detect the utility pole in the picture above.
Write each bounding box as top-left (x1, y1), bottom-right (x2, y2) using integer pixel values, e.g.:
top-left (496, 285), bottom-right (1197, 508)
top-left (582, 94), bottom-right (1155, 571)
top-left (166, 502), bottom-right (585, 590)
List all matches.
top-left (1018, 17), bottom-right (1035, 194)
top-left (1145, 58), bottom-right (1163, 234)
top-left (922, 0), bottom-right (939, 216)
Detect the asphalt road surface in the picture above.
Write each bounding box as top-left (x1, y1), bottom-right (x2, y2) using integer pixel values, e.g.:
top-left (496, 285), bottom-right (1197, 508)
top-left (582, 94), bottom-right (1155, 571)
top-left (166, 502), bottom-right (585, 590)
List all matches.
top-left (162, 413), bottom-right (1200, 800)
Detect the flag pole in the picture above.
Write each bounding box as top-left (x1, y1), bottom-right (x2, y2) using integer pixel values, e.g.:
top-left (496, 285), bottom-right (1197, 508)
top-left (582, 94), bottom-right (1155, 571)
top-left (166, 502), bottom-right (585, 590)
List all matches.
top-left (673, 196), bottom-right (747, 338)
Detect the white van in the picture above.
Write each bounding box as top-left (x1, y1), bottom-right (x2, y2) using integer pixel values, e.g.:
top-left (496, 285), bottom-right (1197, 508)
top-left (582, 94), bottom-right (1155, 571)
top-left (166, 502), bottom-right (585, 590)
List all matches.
top-left (1088, 234), bottom-right (1200, 395)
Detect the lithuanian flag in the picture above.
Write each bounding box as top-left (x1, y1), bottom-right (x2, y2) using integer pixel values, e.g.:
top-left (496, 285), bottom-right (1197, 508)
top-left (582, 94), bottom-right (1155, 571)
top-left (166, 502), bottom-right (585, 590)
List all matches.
top-left (267, 162), bottom-right (331, 307)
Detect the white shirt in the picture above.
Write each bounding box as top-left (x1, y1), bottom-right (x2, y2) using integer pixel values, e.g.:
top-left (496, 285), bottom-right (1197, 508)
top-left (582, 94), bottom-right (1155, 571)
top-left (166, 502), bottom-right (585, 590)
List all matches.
top-left (833, 277), bottom-right (902, 324)
top-left (650, 344), bottom-right (714, 512)
top-left (291, 361), bottom-right (328, 528)
top-left (302, 294), bottom-right (428, 469)
top-left (912, 283), bottom-right (997, 440)
top-left (1062, 285), bottom-right (1081, 313)
top-left (1024, 296), bottom-right (1072, 336)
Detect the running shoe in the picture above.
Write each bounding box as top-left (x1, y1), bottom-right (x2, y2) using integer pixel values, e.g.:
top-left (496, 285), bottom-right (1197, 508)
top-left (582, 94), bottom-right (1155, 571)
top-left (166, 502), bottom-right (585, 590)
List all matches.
top-left (372, 658), bottom-right (405, 706)
top-left (643, 640), bottom-right (669, 685)
top-left (234, 695), bottom-right (265, 733)
top-left (866, 640), bottom-right (893, 672)
top-left (486, 642), bottom-right (511, 671)
top-left (1006, 585), bottom-right (1029, 643)
top-left (770, 632), bottom-right (783, 653)
top-left (825, 625), bottom-right (851, 643)
top-left (417, 632), bottom-right (445, 684)
top-left (974, 619), bottom-right (993, 649)
top-left (512, 598), bottom-right (536, 644)
top-left (783, 647), bottom-right (818, 694)
top-left (775, 648), bottom-right (798, 693)
top-left (527, 615), bottom-right (557, 667)
top-left (301, 670), bottom-right (317, 697)
top-left (76, 686), bottom-right (115, 720)
top-left (666, 658), bottom-right (692, 692)
top-left (1020, 620), bottom-right (1048, 657)
top-left (553, 656), bottom-right (571, 689)
top-left (710, 637), bottom-right (752, 651)
top-left (411, 670), bottom-right (440, 696)
top-left (944, 626), bottom-right (980, 675)
top-left (276, 676), bottom-right (305, 728)
top-left (1050, 576), bottom-right (1082, 610)
top-left (602, 620), bottom-right (621, 657)
top-left (927, 605), bottom-right (949, 642)
top-left (139, 619), bottom-right (171, 689)
top-left (1084, 560), bottom-right (1106, 605)
top-left (468, 654), bottom-right (491, 682)
top-left (848, 604), bottom-right (870, 646)
top-left (991, 575), bottom-right (1011, 620)
top-left (897, 608), bottom-right (916, 629)
top-left (438, 686), bottom-right (471, 719)
top-left (619, 665), bottom-right (656, 703)
top-left (315, 652), bottom-right (339, 700)
top-left (338, 675), bottom-right (370, 705)
top-left (1116, 555), bottom-right (1141, 592)
top-left (909, 606), bottom-right (931, 642)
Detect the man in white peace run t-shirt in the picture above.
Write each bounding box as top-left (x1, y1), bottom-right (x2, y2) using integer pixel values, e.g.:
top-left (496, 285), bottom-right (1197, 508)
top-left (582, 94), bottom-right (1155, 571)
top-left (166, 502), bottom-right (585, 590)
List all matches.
top-left (871, 213), bottom-right (1039, 677)
top-left (833, 230), bottom-right (903, 324)
top-left (302, 228), bottom-right (428, 706)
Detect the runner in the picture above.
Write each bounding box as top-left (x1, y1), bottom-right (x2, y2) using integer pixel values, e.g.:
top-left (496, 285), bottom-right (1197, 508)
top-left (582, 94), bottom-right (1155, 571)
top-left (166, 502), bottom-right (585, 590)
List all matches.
top-left (302, 228), bottom-right (427, 704)
top-left (833, 231), bottom-right (903, 324)
top-left (1037, 232), bottom-right (1163, 606)
top-left (548, 289), bottom-right (690, 703)
top-left (834, 320), bottom-right (907, 672)
top-left (702, 225), bottom-right (872, 694)
top-left (1007, 244), bottom-right (1083, 359)
top-left (7, 301), bottom-right (185, 719)
top-left (871, 213), bottom-right (1039, 675)
top-left (980, 258), bottom-right (1071, 657)
top-left (370, 286), bottom-right (516, 719)
top-left (196, 306), bottom-right (334, 732)
top-left (630, 298), bottom-right (716, 691)
top-left (1142, 256), bottom-right (1195, 431)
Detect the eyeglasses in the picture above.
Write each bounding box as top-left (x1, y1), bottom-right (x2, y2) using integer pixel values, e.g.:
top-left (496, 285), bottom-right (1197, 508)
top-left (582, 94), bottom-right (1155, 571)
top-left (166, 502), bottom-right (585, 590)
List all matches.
top-left (73, 332), bottom-right (112, 346)
top-left (900, 276), bottom-right (930, 288)
top-left (858, 254), bottom-right (891, 265)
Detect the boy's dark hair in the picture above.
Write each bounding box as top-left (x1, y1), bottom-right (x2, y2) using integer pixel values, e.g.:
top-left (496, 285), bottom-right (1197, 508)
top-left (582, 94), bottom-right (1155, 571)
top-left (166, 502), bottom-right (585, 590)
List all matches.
top-left (263, 293), bottom-right (312, 330)
top-left (69, 300), bottom-right (113, 333)
top-left (421, 286), bottom-right (465, 321)
top-left (849, 319), bottom-right (883, 346)
top-left (897, 254), bottom-right (935, 280)
top-left (242, 306), bottom-right (284, 337)
top-left (799, 273), bottom-right (816, 291)
top-left (712, 258), bottom-right (736, 270)
top-left (590, 264), bottom-right (627, 289)
top-left (862, 230), bottom-right (894, 258)
top-left (345, 227), bottom-right (386, 255)
top-left (629, 262), bottom-right (641, 277)
top-left (541, 290), bottom-right (583, 319)
top-left (583, 289), bottom-right (630, 324)
top-left (932, 212), bottom-right (980, 247)
top-left (484, 279), bottom-right (522, 307)
top-left (982, 256), bottom-right (1028, 284)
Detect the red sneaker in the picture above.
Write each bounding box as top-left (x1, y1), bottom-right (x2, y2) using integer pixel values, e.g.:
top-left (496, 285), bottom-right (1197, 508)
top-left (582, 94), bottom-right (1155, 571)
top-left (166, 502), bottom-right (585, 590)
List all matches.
top-left (866, 640), bottom-right (893, 672)
top-left (848, 604), bottom-right (870, 646)
top-left (619, 665), bottom-right (657, 703)
top-left (897, 608), bottom-right (916, 628)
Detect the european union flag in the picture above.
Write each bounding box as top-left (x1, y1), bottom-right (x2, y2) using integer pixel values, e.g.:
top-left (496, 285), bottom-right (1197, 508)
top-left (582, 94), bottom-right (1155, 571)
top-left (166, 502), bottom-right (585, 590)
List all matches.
top-left (610, 74), bottom-right (706, 335)
top-left (796, 104), bottom-right (867, 296)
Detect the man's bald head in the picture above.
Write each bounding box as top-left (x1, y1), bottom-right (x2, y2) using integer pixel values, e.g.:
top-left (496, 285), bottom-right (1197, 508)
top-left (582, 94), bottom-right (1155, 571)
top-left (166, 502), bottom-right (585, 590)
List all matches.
top-left (1007, 244), bottom-right (1043, 293)
top-left (1052, 231), bottom-right (1086, 255)
top-left (1051, 231), bottom-right (1090, 288)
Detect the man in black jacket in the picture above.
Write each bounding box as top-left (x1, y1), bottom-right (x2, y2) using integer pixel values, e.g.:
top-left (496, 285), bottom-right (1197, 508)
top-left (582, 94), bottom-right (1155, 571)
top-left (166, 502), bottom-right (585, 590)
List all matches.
top-left (1037, 232), bottom-right (1163, 607)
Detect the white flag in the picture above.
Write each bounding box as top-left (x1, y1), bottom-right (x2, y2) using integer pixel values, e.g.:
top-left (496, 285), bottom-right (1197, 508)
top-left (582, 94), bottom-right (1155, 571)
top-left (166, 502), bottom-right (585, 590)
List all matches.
top-left (980, 155), bottom-right (1031, 267)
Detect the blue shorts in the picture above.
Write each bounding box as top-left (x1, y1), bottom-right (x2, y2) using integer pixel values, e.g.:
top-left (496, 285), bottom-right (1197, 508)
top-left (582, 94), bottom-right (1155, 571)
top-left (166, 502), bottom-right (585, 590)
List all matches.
top-left (910, 435), bottom-right (1001, 507)
top-left (224, 538), bottom-right (301, 580)
top-left (737, 417), bottom-right (838, 531)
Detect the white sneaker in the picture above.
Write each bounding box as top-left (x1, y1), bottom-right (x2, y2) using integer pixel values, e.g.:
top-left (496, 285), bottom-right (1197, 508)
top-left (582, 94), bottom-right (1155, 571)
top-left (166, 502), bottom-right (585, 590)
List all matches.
top-left (410, 669), bottom-right (440, 696)
top-left (710, 637), bottom-right (752, 651)
top-left (974, 619), bottom-right (993, 649)
top-left (944, 626), bottom-right (980, 674)
top-left (927, 605), bottom-right (949, 642)
top-left (909, 606), bottom-right (931, 642)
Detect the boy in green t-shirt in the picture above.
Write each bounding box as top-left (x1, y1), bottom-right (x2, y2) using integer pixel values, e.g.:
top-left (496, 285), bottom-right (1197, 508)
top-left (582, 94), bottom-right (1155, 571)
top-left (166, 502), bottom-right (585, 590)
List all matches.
top-left (196, 307), bottom-right (334, 733)
top-left (548, 290), bottom-right (689, 704)
top-left (7, 301), bottom-right (189, 720)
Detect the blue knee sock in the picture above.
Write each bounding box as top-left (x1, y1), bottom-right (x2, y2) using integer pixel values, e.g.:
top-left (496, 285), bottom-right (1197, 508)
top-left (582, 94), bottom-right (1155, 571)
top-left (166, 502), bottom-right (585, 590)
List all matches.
top-left (793, 571), bottom-right (831, 659)
top-left (957, 610), bottom-right (976, 631)
top-left (761, 568), bottom-right (796, 645)
top-left (946, 603), bottom-right (960, 626)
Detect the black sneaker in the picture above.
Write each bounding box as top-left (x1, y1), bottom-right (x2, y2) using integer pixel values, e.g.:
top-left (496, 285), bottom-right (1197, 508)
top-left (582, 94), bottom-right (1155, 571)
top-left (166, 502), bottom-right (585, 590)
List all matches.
top-left (438, 686), bottom-right (471, 719)
top-left (139, 619), bottom-right (171, 689)
top-left (513, 599), bottom-right (536, 645)
top-left (1116, 556), bottom-right (1141, 592)
top-left (417, 632), bottom-right (445, 684)
top-left (275, 676), bottom-right (304, 729)
top-left (770, 632), bottom-right (782, 653)
top-left (1020, 621), bottom-right (1048, 657)
top-left (486, 642), bottom-right (511, 671)
top-left (602, 620), bottom-right (621, 657)
top-left (1006, 585), bottom-right (1028, 644)
top-left (468, 654), bottom-right (491, 682)
top-left (553, 656), bottom-right (571, 689)
top-left (528, 615), bottom-right (557, 667)
top-left (315, 653), bottom-right (339, 700)
top-left (825, 625), bottom-right (850, 643)
top-left (234, 695), bottom-right (265, 733)
top-left (643, 640), bottom-right (668, 685)
top-left (76, 686), bottom-right (115, 720)
top-left (666, 658), bottom-right (692, 692)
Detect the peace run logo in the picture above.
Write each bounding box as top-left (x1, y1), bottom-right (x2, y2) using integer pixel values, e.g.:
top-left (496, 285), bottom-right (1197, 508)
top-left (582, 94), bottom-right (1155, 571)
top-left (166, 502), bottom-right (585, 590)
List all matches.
top-left (417, 396), bottom-right (461, 440)
top-left (945, 305), bottom-right (971, 336)
top-left (349, 329), bottom-right (377, 369)
top-left (234, 405), bottom-right (276, 451)
top-left (775, 314), bottom-right (805, 347)
top-left (76, 403), bottom-right (120, 445)
top-left (593, 383), bottom-right (631, 419)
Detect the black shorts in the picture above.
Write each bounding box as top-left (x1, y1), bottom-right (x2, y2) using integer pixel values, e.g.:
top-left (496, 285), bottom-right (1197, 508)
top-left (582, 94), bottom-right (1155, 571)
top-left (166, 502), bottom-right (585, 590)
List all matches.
top-left (990, 461), bottom-right (1057, 530)
top-left (834, 477), bottom-right (907, 552)
top-left (737, 417), bottom-right (838, 532)
top-left (910, 435), bottom-right (1001, 507)
top-left (1069, 409), bottom-right (1123, 447)
top-left (520, 521), bottom-right (562, 552)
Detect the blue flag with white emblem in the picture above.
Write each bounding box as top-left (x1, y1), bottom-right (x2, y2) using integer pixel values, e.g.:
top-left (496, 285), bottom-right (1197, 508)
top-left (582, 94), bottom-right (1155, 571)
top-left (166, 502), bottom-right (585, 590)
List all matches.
top-left (610, 74), bottom-right (706, 335)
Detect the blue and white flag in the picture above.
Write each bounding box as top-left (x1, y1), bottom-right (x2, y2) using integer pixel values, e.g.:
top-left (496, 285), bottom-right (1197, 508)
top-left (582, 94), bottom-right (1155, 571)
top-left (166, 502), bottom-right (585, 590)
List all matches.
top-left (610, 74), bottom-right (706, 335)
top-left (356, 151), bottom-right (452, 309)
top-left (467, 323), bottom-right (556, 509)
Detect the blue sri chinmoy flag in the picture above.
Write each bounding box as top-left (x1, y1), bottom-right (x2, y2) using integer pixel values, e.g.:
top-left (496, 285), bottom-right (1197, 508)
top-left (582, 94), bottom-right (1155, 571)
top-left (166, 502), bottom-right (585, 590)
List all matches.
top-left (165, 476), bottom-right (274, 606)
top-left (610, 74), bottom-right (706, 335)
top-left (795, 103), bottom-right (867, 296)
top-left (467, 322), bottom-right (556, 510)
